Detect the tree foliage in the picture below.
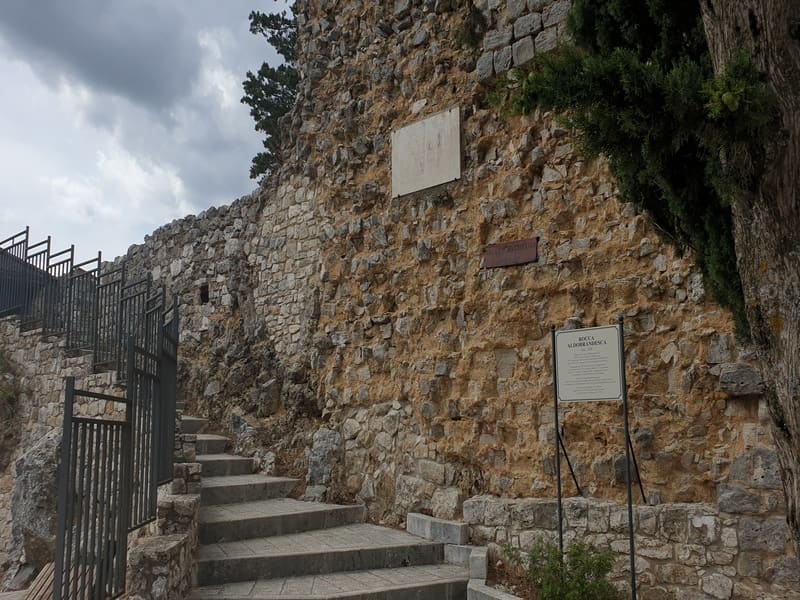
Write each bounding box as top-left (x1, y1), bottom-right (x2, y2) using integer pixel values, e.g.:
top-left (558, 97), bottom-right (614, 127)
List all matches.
top-left (496, 0), bottom-right (776, 335)
top-left (241, 5), bottom-right (299, 181)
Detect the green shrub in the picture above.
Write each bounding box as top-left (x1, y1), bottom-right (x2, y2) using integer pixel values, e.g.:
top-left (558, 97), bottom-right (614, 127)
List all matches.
top-left (490, 1), bottom-right (777, 339)
top-left (503, 540), bottom-right (625, 600)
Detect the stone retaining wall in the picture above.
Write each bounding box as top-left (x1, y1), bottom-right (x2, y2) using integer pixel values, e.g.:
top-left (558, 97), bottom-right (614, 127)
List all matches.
top-left (465, 494), bottom-right (799, 599)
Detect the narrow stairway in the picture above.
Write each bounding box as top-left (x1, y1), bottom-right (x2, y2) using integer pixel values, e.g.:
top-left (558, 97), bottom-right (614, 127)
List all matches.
top-left (182, 415), bottom-right (469, 600)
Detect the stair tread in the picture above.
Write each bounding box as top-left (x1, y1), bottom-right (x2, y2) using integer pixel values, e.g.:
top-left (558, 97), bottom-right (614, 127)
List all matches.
top-left (196, 434), bottom-right (231, 441)
top-left (188, 564), bottom-right (468, 599)
top-left (202, 475), bottom-right (299, 489)
top-left (199, 499), bottom-right (360, 525)
top-left (197, 523), bottom-right (439, 562)
top-left (197, 454), bottom-right (254, 462)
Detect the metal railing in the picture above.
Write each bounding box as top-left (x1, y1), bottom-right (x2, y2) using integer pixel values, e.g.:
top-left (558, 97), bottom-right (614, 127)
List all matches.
top-left (53, 380), bottom-right (132, 600)
top-left (2, 227), bottom-right (180, 599)
top-left (0, 228), bottom-right (172, 383)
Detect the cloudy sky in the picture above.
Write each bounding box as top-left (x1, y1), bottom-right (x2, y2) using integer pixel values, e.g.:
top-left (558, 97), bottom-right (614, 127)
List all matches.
top-left (0, 0), bottom-right (290, 261)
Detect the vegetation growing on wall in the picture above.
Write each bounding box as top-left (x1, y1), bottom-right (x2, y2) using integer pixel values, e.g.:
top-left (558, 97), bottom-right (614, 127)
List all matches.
top-left (503, 540), bottom-right (625, 600)
top-left (0, 348), bottom-right (20, 471)
top-left (493, 0), bottom-right (776, 336)
top-left (241, 4), bottom-right (299, 181)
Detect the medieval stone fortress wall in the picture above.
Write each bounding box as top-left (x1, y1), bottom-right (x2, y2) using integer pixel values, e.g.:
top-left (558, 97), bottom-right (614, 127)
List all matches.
top-left (1, 1), bottom-right (797, 598)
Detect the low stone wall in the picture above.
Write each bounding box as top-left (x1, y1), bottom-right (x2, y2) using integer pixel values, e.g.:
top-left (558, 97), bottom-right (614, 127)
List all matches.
top-left (464, 495), bottom-right (799, 599)
top-left (128, 447), bottom-right (201, 600)
top-left (126, 533), bottom-right (194, 600)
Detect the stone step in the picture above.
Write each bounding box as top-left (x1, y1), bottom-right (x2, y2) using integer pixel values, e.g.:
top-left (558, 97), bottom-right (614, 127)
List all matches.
top-left (182, 416), bottom-right (208, 434)
top-left (188, 564), bottom-right (469, 599)
top-left (199, 498), bottom-right (366, 544)
top-left (197, 454), bottom-right (254, 477)
top-left (196, 433), bottom-right (231, 455)
top-left (201, 475), bottom-right (299, 506)
top-left (194, 523), bottom-right (444, 587)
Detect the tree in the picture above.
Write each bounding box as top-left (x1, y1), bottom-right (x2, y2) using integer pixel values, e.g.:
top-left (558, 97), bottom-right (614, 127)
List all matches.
top-left (498, 0), bottom-right (799, 551)
top-left (241, 5), bottom-right (299, 181)
top-left (700, 0), bottom-right (800, 555)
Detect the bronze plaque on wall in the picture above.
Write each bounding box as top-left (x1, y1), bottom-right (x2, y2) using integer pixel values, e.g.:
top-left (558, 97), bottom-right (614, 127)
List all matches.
top-left (484, 238), bottom-right (539, 268)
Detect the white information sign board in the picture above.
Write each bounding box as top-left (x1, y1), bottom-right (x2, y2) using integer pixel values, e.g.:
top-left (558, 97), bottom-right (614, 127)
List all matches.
top-left (391, 107), bottom-right (461, 198)
top-left (555, 325), bottom-right (623, 402)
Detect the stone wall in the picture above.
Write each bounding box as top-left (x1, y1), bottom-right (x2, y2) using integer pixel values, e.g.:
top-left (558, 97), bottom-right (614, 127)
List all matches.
top-left (464, 494), bottom-right (799, 599)
top-left (116, 179), bottom-right (322, 470)
top-left (3, 0), bottom-right (795, 597)
top-left (288, 0), bottom-right (776, 520)
top-left (476, 0), bottom-right (571, 81)
top-left (0, 318), bottom-right (122, 586)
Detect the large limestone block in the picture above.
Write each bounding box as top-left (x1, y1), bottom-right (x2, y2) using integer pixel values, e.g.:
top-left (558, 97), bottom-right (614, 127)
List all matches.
top-left (11, 428), bottom-right (61, 569)
top-left (718, 363), bottom-right (764, 396)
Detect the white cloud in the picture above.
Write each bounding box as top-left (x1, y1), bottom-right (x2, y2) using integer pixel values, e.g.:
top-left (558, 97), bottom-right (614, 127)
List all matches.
top-left (0, 1), bottom-right (288, 259)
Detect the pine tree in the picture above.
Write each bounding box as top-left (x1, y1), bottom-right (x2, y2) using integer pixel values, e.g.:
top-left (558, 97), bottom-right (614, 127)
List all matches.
top-left (241, 6), bottom-right (299, 181)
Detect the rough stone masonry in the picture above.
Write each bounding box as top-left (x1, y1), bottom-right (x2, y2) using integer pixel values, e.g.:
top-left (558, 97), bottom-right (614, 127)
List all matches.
top-left (1, 1), bottom-right (797, 599)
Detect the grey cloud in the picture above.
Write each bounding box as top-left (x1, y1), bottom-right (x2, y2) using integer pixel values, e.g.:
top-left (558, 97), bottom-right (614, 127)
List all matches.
top-left (0, 0), bottom-right (199, 112)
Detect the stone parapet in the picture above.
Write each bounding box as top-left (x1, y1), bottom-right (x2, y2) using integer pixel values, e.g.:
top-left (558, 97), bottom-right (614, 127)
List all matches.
top-left (464, 495), bottom-right (799, 599)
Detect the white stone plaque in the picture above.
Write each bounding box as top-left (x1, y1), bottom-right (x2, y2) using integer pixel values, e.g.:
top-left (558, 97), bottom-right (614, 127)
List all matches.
top-left (391, 107), bottom-right (461, 198)
top-left (555, 325), bottom-right (623, 402)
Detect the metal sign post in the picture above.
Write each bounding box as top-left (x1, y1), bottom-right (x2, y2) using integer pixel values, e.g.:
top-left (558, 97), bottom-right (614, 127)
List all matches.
top-left (550, 325), bottom-right (564, 556)
top-left (551, 319), bottom-right (638, 600)
top-left (618, 316), bottom-right (637, 600)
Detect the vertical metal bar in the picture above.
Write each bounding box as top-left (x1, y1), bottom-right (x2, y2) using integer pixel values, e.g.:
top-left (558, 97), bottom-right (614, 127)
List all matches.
top-left (118, 349), bottom-right (134, 589)
top-left (618, 316), bottom-right (637, 600)
top-left (628, 437), bottom-right (647, 504)
top-left (94, 423), bottom-right (108, 600)
top-left (92, 253), bottom-right (101, 365)
top-left (54, 377), bottom-right (75, 600)
top-left (550, 325), bottom-right (564, 557)
top-left (558, 434), bottom-right (583, 497)
top-left (64, 418), bottom-right (80, 599)
top-left (73, 421), bottom-right (88, 600)
top-left (89, 420), bottom-right (102, 596)
top-left (78, 423), bottom-right (93, 599)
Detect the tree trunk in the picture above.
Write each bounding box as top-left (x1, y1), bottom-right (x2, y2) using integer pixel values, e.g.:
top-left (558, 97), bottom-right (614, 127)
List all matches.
top-left (701, 1), bottom-right (800, 553)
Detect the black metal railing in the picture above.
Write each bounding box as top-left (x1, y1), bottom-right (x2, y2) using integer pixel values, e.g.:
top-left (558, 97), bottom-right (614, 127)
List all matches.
top-left (2, 227), bottom-right (180, 599)
top-left (53, 380), bottom-right (132, 600)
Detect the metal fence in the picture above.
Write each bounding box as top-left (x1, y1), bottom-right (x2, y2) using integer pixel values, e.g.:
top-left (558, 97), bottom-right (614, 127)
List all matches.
top-left (2, 227), bottom-right (180, 599)
top-left (53, 380), bottom-right (132, 600)
top-left (0, 228), bottom-right (172, 384)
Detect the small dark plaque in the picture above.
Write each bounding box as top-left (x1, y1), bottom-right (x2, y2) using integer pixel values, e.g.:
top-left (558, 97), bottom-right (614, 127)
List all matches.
top-left (484, 238), bottom-right (539, 268)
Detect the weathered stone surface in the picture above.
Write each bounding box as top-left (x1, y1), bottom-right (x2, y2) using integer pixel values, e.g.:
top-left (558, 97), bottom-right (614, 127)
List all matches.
top-left (493, 45), bottom-right (512, 72)
top-left (484, 28), bottom-right (513, 50)
top-left (11, 429), bottom-right (61, 570)
top-left (514, 13), bottom-right (542, 38)
top-left (702, 572), bottom-right (733, 599)
top-left (306, 428), bottom-right (342, 491)
top-left (718, 363), bottom-right (764, 396)
top-left (431, 487), bottom-right (463, 519)
top-left (717, 484), bottom-right (760, 514)
top-left (738, 516), bottom-right (791, 552)
top-left (512, 36), bottom-right (535, 66)
top-left (476, 52), bottom-right (494, 81)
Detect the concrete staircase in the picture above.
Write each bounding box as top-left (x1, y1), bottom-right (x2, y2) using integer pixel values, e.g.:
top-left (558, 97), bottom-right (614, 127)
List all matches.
top-left (184, 415), bottom-right (469, 600)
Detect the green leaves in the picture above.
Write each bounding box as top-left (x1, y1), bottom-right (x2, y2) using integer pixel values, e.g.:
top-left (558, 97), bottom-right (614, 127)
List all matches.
top-left (495, 0), bottom-right (777, 337)
top-left (241, 6), bottom-right (299, 181)
top-left (504, 540), bottom-right (624, 600)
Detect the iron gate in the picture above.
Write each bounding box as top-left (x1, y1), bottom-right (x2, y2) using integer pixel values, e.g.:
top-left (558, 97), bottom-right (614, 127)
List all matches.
top-left (53, 379), bottom-right (132, 600)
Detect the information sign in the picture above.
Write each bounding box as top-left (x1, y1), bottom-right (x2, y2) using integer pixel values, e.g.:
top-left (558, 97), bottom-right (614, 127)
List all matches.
top-left (554, 324), bottom-right (623, 402)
